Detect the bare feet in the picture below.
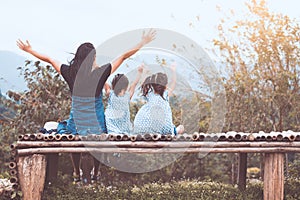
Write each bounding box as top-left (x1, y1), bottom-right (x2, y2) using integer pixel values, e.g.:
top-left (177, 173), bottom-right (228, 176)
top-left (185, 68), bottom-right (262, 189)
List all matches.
top-left (176, 125), bottom-right (185, 134)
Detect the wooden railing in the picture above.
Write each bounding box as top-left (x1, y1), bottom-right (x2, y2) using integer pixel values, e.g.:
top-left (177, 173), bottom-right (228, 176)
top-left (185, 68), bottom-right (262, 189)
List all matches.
top-left (10, 132), bottom-right (300, 200)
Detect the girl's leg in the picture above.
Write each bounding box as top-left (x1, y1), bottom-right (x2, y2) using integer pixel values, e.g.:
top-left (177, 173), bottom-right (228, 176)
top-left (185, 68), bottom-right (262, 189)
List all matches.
top-left (81, 153), bottom-right (94, 184)
top-left (70, 153), bottom-right (81, 182)
top-left (92, 157), bottom-right (100, 182)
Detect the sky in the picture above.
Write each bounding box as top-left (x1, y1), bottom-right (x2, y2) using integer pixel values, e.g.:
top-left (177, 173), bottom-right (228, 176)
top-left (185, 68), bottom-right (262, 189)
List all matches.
top-left (1, 0), bottom-right (299, 62)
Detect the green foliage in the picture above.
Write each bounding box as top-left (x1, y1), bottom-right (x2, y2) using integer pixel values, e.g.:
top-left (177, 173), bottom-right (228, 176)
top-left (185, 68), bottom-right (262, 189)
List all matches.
top-left (213, 0), bottom-right (300, 132)
top-left (12, 61), bottom-right (71, 133)
top-left (0, 95), bottom-right (16, 123)
top-left (42, 176), bottom-right (300, 200)
top-left (0, 61), bottom-right (71, 173)
top-left (41, 176), bottom-right (299, 200)
top-left (285, 177), bottom-right (300, 200)
top-left (0, 96), bottom-right (18, 171)
top-left (243, 181), bottom-right (263, 200)
top-left (43, 177), bottom-right (244, 200)
top-left (285, 158), bottom-right (300, 199)
top-left (129, 100), bottom-right (144, 122)
top-left (0, 189), bottom-right (23, 200)
top-left (287, 159), bottom-right (300, 179)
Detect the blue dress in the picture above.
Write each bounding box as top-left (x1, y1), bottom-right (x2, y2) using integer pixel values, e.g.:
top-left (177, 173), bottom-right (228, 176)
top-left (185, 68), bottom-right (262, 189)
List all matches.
top-left (133, 91), bottom-right (175, 135)
top-left (66, 94), bottom-right (107, 135)
top-left (105, 91), bottom-right (132, 134)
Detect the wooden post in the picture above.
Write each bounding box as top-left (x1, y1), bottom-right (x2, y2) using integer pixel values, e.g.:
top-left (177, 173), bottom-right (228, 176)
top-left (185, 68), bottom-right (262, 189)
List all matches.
top-left (17, 154), bottom-right (47, 200)
top-left (231, 154), bottom-right (237, 184)
top-left (46, 153), bottom-right (59, 184)
top-left (237, 153), bottom-right (247, 190)
top-left (264, 153), bottom-right (284, 200)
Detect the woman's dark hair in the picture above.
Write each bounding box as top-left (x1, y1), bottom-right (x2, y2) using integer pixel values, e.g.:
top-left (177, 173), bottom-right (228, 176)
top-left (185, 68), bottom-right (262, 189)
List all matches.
top-left (69, 42), bottom-right (96, 78)
top-left (112, 74), bottom-right (129, 96)
top-left (141, 72), bottom-right (168, 99)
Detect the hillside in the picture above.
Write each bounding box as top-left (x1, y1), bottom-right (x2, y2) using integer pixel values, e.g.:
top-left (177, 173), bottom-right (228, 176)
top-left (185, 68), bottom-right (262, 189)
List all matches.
top-left (0, 50), bottom-right (27, 95)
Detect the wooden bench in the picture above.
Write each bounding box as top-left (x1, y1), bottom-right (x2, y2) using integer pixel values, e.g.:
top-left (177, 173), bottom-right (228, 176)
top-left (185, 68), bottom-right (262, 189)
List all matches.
top-left (10, 132), bottom-right (300, 200)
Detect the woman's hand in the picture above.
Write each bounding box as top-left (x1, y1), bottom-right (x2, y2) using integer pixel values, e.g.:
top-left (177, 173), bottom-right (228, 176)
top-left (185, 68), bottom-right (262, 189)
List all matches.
top-left (111, 29), bottom-right (156, 74)
top-left (17, 39), bottom-right (33, 53)
top-left (141, 29), bottom-right (156, 46)
top-left (16, 39), bottom-right (61, 73)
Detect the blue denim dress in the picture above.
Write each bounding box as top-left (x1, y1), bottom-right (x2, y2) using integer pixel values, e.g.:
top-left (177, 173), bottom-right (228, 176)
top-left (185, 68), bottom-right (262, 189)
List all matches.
top-left (59, 94), bottom-right (107, 135)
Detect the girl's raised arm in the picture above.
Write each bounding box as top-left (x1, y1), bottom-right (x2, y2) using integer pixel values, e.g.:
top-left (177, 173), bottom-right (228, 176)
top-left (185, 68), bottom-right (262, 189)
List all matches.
top-left (167, 62), bottom-right (177, 96)
top-left (111, 29), bottom-right (156, 74)
top-left (17, 39), bottom-right (61, 73)
top-left (129, 64), bottom-right (144, 99)
top-left (104, 82), bottom-right (111, 97)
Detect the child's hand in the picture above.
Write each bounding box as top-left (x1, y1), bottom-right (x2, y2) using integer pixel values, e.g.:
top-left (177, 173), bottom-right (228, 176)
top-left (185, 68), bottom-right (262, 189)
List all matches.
top-left (170, 62), bottom-right (177, 71)
top-left (130, 63), bottom-right (145, 99)
top-left (137, 64), bottom-right (144, 74)
top-left (17, 39), bottom-right (32, 53)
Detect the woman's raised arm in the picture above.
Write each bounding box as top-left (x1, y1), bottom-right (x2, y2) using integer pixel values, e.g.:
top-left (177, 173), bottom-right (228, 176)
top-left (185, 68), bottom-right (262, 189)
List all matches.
top-left (17, 39), bottom-right (61, 73)
top-left (167, 62), bottom-right (177, 96)
top-left (110, 29), bottom-right (156, 74)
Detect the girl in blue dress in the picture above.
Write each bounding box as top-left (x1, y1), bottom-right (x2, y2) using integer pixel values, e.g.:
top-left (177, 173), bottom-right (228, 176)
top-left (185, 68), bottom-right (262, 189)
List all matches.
top-left (17, 29), bottom-right (156, 184)
top-left (105, 65), bottom-right (144, 134)
top-left (133, 63), bottom-right (184, 135)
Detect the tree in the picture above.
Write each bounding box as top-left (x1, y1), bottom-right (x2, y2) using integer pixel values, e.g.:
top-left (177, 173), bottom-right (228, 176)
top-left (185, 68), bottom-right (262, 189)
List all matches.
top-left (0, 61), bottom-right (71, 172)
top-left (12, 61), bottom-right (71, 133)
top-left (213, 0), bottom-right (300, 132)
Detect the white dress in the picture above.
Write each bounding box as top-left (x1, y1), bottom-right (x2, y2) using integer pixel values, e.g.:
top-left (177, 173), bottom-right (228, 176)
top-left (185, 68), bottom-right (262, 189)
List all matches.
top-left (105, 91), bottom-right (132, 134)
top-left (133, 91), bottom-right (175, 135)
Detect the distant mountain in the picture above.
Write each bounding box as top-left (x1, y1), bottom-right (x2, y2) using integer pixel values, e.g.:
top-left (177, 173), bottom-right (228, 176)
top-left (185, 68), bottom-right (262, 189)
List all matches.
top-left (0, 94), bottom-right (16, 123)
top-left (0, 50), bottom-right (27, 95)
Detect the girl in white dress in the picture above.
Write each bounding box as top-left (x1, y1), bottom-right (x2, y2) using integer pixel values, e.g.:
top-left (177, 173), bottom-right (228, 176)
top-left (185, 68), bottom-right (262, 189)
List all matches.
top-left (134, 63), bottom-right (184, 135)
top-left (105, 65), bottom-right (144, 134)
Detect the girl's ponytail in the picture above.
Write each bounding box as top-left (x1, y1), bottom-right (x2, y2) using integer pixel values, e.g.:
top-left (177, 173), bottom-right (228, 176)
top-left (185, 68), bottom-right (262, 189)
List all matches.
top-left (141, 73), bottom-right (168, 99)
top-left (141, 76), bottom-right (153, 97)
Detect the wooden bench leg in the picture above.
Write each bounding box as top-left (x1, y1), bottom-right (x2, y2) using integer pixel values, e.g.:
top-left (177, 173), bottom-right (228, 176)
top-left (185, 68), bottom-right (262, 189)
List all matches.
top-left (17, 154), bottom-right (47, 200)
top-left (237, 153), bottom-right (247, 190)
top-left (264, 153), bottom-right (284, 200)
top-left (46, 153), bottom-right (59, 184)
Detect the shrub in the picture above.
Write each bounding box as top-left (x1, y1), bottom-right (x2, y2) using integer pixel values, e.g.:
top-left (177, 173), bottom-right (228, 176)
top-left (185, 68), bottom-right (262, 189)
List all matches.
top-left (43, 179), bottom-right (243, 200)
